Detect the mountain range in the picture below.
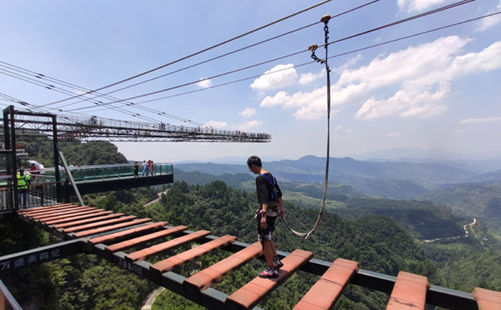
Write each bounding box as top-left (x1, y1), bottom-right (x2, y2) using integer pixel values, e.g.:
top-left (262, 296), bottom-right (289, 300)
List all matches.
top-left (175, 155), bottom-right (501, 199)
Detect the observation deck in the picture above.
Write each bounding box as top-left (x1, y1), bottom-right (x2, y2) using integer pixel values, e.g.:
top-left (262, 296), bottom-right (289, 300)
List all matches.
top-left (0, 163), bottom-right (174, 211)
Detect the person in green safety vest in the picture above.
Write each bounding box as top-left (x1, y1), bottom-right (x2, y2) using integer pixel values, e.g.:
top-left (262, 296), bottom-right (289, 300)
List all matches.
top-left (17, 167), bottom-right (30, 209)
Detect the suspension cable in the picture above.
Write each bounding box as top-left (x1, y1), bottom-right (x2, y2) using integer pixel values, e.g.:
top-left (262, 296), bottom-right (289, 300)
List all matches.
top-left (42, 0), bottom-right (332, 106)
top-left (54, 0), bottom-right (379, 109)
top-left (66, 0), bottom-right (476, 112)
top-left (0, 63), bottom-right (199, 125)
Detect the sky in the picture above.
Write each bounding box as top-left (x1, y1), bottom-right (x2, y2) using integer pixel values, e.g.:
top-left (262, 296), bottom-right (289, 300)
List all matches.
top-left (1, 0), bottom-right (500, 163)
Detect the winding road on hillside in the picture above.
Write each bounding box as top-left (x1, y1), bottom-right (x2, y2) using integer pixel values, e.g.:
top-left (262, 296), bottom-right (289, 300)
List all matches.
top-left (464, 217), bottom-right (477, 237)
top-left (140, 189), bottom-right (170, 309)
top-left (144, 188), bottom-right (169, 207)
top-left (141, 287), bottom-right (165, 310)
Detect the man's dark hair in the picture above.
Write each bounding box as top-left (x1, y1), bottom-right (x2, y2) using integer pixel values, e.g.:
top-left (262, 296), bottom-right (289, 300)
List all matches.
top-left (247, 155), bottom-right (262, 168)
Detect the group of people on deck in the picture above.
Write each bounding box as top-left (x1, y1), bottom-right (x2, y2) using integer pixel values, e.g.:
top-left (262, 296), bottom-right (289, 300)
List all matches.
top-left (134, 160), bottom-right (155, 177)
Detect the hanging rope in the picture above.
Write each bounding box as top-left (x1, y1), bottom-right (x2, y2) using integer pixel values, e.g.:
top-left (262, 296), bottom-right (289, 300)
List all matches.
top-left (281, 15), bottom-right (332, 239)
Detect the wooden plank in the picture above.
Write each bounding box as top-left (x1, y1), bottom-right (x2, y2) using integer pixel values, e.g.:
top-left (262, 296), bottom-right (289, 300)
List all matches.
top-left (105, 225), bottom-right (188, 253)
top-left (22, 205), bottom-right (82, 217)
top-left (19, 203), bottom-right (73, 214)
top-left (63, 215), bottom-right (136, 233)
top-left (386, 271), bottom-right (428, 310)
top-left (226, 249), bottom-right (313, 310)
top-left (21, 204), bottom-right (83, 215)
top-left (46, 211), bottom-right (114, 226)
top-left (150, 235), bottom-right (236, 276)
top-left (126, 230), bottom-right (211, 262)
top-left (88, 222), bottom-right (167, 244)
top-left (294, 258), bottom-right (359, 310)
top-left (33, 209), bottom-right (101, 222)
top-left (184, 242), bottom-right (262, 291)
top-left (28, 206), bottom-right (96, 220)
top-left (473, 287), bottom-right (501, 310)
top-left (72, 219), bottom-right (151, 238)
top-left (0, 288), bottom-right (5, 310)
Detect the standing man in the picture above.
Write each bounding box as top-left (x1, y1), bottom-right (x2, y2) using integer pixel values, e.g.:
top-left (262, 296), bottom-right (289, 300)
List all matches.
top-left (134, 161), bottom-right (139, 177)
top-left (141, 160), bottom-right (147, 176)
top-left (247, 155), bottom-right (285, 278)
top-left (17, 167), bottom-right (30, 209)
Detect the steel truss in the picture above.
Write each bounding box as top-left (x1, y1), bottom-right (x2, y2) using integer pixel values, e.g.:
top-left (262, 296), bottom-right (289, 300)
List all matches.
top-left (9, 109), bottom-right (271, 143)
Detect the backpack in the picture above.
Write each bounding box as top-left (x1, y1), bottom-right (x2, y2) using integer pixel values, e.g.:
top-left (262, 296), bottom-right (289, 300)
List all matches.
top-left (261, 173), bottom-right (279, 203)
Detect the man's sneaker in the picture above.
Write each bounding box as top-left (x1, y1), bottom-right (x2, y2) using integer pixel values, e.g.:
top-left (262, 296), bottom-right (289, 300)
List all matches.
top-left (273, 257), bottom-right (284, 269)
top-left (259, 266), bottom-right (278, 278)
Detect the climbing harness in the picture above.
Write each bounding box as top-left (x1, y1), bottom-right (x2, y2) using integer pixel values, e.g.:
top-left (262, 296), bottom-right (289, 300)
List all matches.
top-left (281, 15), bottom-right (332, 239)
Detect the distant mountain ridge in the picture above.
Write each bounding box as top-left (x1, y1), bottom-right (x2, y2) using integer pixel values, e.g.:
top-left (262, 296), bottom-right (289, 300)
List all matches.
top-left (176, 155), bottom-right (491, 199)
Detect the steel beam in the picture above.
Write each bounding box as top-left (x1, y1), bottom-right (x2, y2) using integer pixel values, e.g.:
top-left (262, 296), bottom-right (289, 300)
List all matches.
top-left (0, 239), bottom-right (84, 274)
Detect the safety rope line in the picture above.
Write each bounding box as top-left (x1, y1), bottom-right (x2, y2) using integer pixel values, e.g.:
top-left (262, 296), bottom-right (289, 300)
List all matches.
top-left (281, 15), bottom-right (332, 239)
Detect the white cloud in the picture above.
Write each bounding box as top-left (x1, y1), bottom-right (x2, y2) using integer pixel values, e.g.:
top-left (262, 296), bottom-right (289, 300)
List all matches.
top-left (260, 37), bottom-right (501, 121)
top-left (240, 107), bottom-right (256, 118)
top-left (477, 1), bottom-right (501, 31)
top-left (351, 37), bottom-right (500, 120)
top-left (235, 120), bottom-right (262, 131)
top-left (250, 64), bottom-right (297, 91)
top-left (397, 0), bottom-right (448, 13)
top-left (386, 132), bottom-right (404, 137)
top-left (204, 120), bottom-right (227, 129)
top-left (197, 78), bottom-right (212, 88)
top-left (356, 83), bottom-right (450, 120)
top-left (298, 69), bottom-right (325, 85)
top-left (459, 117), bottom-right (501, 125)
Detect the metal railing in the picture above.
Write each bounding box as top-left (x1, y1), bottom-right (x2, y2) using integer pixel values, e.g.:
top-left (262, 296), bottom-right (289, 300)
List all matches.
top-left (0, 279), bottom-right (22, 310)
top-left (0, 179), bottom-right (75, 211)
top-left (42, 163), bottom-right (173, 182)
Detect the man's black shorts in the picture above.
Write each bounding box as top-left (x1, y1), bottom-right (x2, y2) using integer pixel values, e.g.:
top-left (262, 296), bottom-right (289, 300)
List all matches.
top-left (257, 212), bottom-right (277, 241)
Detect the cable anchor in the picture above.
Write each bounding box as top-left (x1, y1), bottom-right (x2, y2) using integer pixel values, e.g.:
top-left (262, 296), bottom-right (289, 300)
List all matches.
top-left (308, 15), bottom-right (331, 70)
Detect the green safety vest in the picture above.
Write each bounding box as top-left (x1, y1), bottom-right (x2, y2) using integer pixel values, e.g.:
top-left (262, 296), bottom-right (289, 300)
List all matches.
top-left (17, 173), bottom-right (30, 190)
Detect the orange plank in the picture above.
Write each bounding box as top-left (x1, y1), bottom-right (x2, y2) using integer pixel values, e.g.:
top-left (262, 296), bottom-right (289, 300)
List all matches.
top-left (126, 230), bottom-right (211, 262)
top-left (29, 206), bottom-right (96, 220)
top-left (150, 235), bottom-right (236, 275)
top-left (184, 242), bottom-right (262, 290)
top-left (473, 287), bottom-right (501, 310)
top-left (88, 222), bottom-right (167, 244)
top-left (22, 204), bottom-right (81, 217)
top-left (33, 209), bottom-right (101, 223)
top-left (294, 258), bottom-right (359, 310)
top-left (22, 204), bottom-right (82, 214)
top-left (19, 203), bottom-right (73, 214)
top-left (106, 225), bottom-right (188, 253)
top-left (46, 210), bottom-right (113, 226)
top-left (0, 288), bottom-right (6, 310)
top-left (226, 249), bottom-right (313, 310)
top-left (386, 271), bottom-right (429, 310)
top-left (72, 218), bottom-right (151, 238)
top-left (63, 215), bottom-right (135, 233)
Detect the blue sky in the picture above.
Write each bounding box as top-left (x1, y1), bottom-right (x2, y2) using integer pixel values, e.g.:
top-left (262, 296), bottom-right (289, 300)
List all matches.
top-left (1, 0), bottom-right (500, 163)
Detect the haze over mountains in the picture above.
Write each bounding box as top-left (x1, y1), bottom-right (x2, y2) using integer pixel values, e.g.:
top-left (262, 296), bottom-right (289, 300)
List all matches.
top-left (175, 154), bottom-right (501, 238)
top-left (175, 155), bottom-right (501, 200)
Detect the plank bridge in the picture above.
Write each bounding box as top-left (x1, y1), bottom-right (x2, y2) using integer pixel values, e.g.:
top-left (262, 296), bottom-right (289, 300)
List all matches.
top-left (1, 204), bottom-right (499, 310)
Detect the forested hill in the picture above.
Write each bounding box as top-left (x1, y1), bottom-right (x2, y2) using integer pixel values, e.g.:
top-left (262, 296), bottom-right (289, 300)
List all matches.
top-left (18, 138), bottom-right (127, 166)
top-left (422, 182), bottom-right (501, 235)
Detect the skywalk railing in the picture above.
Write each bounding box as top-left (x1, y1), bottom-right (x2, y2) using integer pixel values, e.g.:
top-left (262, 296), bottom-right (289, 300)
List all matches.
top-left (0, 180), bottom-right (73, 211)
top-left (42, 163), bottom-right (173, 182)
